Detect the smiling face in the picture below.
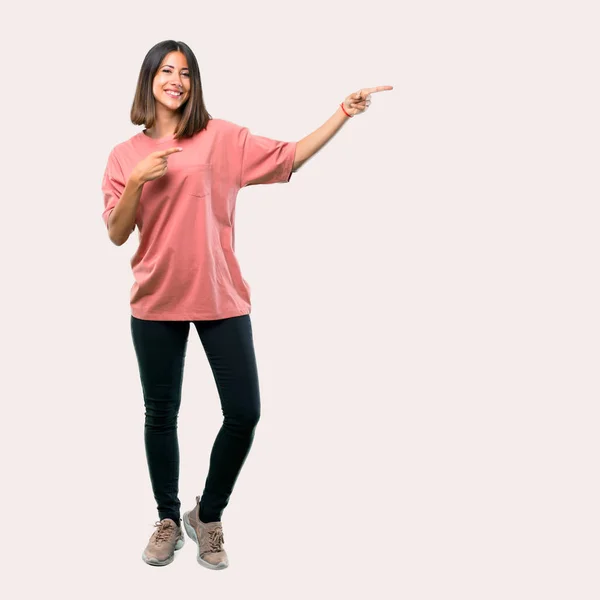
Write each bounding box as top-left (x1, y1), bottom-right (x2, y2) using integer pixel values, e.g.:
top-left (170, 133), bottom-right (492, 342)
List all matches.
top-left (152, 51), bottom-right (191, 113)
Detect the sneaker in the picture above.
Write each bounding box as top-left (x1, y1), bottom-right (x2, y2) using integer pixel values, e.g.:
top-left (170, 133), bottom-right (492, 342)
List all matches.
top-left (183, 496), bottom-right (229, 570)
top-left (142, 518), bottom-right (185, 566)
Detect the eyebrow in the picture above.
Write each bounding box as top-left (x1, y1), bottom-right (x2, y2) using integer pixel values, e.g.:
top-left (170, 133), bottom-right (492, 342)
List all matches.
top-left (161, 64), bottom-right (189, 70)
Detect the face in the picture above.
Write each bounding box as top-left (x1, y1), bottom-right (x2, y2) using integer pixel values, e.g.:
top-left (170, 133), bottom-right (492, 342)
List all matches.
top-left (152, 51), bottom-right (191, 112)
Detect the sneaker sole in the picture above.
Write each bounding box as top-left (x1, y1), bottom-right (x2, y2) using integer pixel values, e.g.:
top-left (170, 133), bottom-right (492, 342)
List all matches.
top-left (141, 534), bottom-right (185, 566)
top-left (182, 511), bottom-right (229, 570)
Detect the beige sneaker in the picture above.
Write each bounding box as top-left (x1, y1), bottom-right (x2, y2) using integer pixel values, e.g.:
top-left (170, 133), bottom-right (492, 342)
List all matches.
top-left (183, 496), bottom-right (229, 570)
top-left (142, 518), bottom-right (185, 566)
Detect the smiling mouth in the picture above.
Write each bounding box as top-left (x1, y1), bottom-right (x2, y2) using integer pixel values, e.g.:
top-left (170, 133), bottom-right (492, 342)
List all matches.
top-left (165, 90), bottom-right (183, 98)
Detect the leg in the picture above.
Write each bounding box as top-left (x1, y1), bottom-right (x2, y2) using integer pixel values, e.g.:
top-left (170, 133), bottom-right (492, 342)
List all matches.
top-left (193, 314), bottom-right (261, 522)
top-left (131, 316), bottom-right (190, 524)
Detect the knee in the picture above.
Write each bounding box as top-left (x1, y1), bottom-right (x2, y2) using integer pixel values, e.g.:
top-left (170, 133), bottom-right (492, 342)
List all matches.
top-left (224, 406), bottom-right (260, 432)
top-left (244, 407), bottom-right (261, 429)
top-left (144, 393), bottom-right (180, 432)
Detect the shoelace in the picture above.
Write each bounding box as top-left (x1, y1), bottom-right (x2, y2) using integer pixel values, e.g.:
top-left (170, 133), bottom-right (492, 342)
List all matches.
top-left (206, 526), bottom-right (225, 552)
top-left (153, 520), bottom-right (176, 543)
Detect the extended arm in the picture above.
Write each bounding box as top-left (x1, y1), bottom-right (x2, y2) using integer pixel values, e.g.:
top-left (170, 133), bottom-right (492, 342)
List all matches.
top-left (292, 106), bottom-right (350, 171)
top-left (291, 86), bottom-right (393, 171)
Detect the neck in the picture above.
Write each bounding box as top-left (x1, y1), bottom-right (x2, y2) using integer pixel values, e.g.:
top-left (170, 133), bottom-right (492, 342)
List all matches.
top-left (146, 108), bottom-right (181, 139)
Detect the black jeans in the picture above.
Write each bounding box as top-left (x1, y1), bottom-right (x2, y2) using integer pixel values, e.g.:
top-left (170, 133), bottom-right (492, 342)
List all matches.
top-left (130, 314), bottom-right (261, 524)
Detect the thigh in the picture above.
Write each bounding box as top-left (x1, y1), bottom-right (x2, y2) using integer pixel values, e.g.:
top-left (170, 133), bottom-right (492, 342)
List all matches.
top-left (130, 316), bottom-right (190, 395)
top-left (193, 315), bottom-right (260, 420)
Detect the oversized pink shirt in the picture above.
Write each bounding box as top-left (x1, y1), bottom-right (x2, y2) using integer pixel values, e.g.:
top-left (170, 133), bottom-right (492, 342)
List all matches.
top-left (101, 118), bottom-right (297, 321)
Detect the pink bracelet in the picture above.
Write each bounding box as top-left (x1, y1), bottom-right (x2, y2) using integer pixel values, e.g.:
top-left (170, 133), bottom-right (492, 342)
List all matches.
top-left (340, 102), bottom-right (352, 118)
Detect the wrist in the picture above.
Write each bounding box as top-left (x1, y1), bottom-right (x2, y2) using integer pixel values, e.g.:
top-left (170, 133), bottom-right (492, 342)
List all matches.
top-left (340, 102), bottom-right (352, 118)
top-left (129, 169), bottom-right (145, 188)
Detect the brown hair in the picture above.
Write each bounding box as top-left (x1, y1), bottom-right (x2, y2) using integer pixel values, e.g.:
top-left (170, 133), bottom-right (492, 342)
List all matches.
top-left (130, 40), bottom-right (211, 139)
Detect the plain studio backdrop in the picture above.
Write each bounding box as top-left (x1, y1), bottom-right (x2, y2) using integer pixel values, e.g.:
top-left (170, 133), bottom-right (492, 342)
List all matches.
top-left (0, 0), bottom-right (598, 598)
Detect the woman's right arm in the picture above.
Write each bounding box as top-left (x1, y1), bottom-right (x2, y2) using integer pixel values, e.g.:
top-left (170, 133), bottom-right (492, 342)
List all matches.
top-left (106, 146), bottom-right (182, 246)
top-left (107, 172), bottom-right (144, 246)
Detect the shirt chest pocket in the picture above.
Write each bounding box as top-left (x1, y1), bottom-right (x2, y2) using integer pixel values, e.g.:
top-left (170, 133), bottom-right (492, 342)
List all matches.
top-left (181, 164), bottom-right (212, 198)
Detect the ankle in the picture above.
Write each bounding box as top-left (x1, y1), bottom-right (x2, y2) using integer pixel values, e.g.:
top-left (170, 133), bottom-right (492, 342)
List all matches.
top-left (199, 512), bottom-right (219, 524)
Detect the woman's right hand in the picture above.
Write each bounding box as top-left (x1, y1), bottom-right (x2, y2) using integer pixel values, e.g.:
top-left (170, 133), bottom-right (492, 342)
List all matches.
top-left (132, 147), bottom-right (183, 184)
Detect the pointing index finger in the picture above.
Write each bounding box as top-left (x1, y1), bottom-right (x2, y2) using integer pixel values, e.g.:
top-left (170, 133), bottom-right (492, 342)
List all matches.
top-left (363, 86), bottom-right (394, 95)
top-left (157, 147), bottom-right (183, 157)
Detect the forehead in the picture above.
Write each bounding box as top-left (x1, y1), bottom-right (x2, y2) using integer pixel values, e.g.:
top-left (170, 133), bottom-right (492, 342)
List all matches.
top-left (160, 51), bottom-right (189, 68)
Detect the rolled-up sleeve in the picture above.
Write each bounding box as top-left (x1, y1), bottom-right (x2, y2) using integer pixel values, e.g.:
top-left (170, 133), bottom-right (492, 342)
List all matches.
top-left (239, 127), bottom-right (297, 188)
top-left (101, 150), bottom-right (126, 229)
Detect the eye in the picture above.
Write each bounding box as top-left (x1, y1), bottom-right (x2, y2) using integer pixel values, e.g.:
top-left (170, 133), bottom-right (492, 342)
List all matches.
top-left (161, 69), bottom-right (189, 77)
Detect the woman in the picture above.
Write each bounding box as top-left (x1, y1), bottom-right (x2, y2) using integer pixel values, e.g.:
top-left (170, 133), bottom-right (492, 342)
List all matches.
top-left (101, 39), bottom-right (392, 570)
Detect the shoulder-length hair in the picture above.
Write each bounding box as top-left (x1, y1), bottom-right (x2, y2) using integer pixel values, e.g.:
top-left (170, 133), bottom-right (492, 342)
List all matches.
top-left (130, 40), bottom-right (211, 139)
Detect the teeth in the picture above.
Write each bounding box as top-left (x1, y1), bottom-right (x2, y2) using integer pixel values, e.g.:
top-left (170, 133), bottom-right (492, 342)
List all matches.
top-left (166, 90), bottom-right (181, 96)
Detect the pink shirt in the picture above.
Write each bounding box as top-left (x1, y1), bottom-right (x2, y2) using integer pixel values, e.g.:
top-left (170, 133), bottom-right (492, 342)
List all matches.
top-left (101, 118), bottom-right (297, 320)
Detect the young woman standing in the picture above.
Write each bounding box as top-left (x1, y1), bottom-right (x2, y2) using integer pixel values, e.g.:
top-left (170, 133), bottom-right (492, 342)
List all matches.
top-left (101, 39), bottom-right (392, 570)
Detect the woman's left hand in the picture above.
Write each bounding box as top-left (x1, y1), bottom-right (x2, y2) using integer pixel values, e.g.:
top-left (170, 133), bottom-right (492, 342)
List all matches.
top-left (342, 86), bottom-right (394, 117)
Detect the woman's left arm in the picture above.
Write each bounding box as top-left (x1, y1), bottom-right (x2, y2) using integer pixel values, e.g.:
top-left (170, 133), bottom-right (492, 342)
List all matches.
top-left (292, 85), bottom-right (393, 171)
